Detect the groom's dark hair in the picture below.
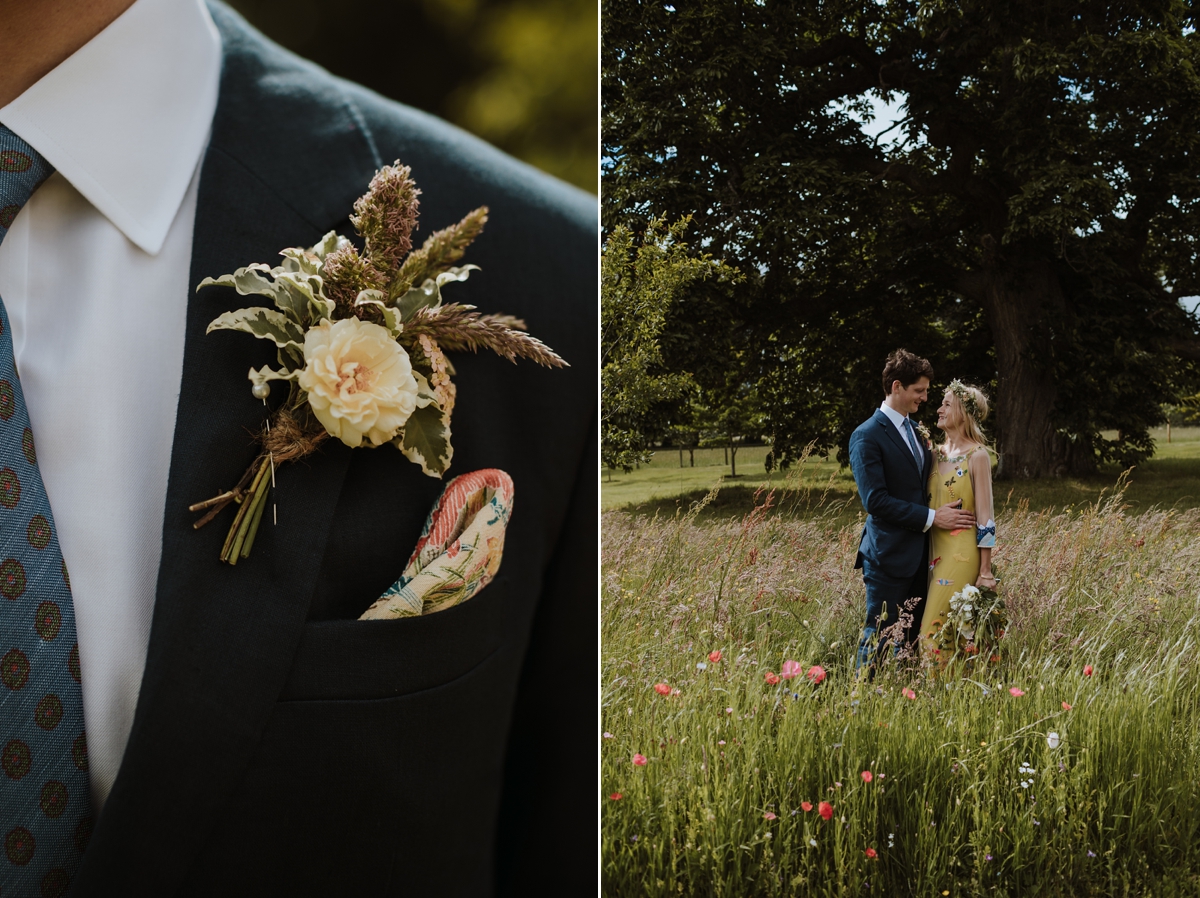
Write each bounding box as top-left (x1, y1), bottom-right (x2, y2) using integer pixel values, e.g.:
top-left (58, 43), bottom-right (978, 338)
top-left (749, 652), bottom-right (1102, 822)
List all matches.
top-left (881, 348), bottom-right (934, 395)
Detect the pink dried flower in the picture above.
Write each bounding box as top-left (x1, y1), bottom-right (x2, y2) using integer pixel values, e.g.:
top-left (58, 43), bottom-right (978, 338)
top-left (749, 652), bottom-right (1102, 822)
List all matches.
top-left (351, 162), bottom-right (420, 277)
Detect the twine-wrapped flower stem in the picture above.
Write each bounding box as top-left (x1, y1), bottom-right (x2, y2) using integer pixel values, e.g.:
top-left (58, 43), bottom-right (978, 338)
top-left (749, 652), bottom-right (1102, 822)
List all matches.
top-left (188, 409), bottom-right (327, 563)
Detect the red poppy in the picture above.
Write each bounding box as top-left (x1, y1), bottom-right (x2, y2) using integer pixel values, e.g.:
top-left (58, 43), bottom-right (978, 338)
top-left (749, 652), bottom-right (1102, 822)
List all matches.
top-left (1084, 665), bottom-right (1094, 676)
top-left (989, 655), bottom-right (1000, 663)
top-left (632, 753), bottom-right (647, 767)
top-left (609, 792), bottom-right (623, 800)
top-left (865, 848), bottom-right (877, 858)
top-left (807, 665), bottom-right (827, 684)
top-left (763, 812), bottom-right (777, 821)
top-left (781, 660), bottom-right (802, 680)
top-left (801, 801), bottom-right (813, 812)
top-left (902, 687), bottom-right (917, 700)
top-left (764, 671), bottom-right (780, 685)
top-left (708, 650), bottom-right (722, 663)
top-left (818, 801), bottom-right (834, 821)
top-left (1009, 687), bottom-right (1025, 697)
top-left (861, 770), bottom-right (873, 783)
top-left (654, 683), bottom-right (670, 696)
top-left (1062, 701), bottom-right (1072, 710)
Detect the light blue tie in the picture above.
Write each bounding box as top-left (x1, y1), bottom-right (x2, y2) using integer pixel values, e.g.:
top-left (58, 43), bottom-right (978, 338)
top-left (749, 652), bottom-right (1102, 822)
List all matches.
top-left (0, 126), bottom-right (92, 898)
top-left (903, 417), bottom-right (923, 464)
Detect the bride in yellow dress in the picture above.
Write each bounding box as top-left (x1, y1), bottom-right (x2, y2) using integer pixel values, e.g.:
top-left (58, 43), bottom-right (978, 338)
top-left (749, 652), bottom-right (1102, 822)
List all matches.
top-left (919, 380), bottom-right (997, 662)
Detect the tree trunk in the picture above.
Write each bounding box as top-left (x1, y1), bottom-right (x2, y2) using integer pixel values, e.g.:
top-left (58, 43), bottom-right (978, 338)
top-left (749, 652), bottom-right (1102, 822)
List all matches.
top-left (970, 259), bottom-right (1094, 479)
top-left (730, 442), bottom-right (738, 477)
top-left (688, 448), bottom-right (695, 467)
top-left (679, 447), bottom-right (683, 467)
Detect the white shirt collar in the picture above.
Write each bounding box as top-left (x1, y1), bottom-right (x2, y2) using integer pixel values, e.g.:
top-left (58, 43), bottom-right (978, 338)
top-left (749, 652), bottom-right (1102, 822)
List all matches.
top-left (878, 400), bottom-right (909, 428)
top-left (0, 0), bottom-right (221, 255)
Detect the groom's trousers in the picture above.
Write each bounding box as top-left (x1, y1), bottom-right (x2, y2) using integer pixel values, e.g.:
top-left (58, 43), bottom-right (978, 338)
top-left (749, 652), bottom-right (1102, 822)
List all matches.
top-left (856, 554), bottom-right (928, 673)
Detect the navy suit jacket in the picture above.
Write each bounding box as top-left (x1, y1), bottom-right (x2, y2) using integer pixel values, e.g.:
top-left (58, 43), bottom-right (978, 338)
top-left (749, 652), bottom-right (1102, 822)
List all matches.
top-left (70, 5), bottom-right (595, 896)
top-left (848, 409), bottom-right (933, 580)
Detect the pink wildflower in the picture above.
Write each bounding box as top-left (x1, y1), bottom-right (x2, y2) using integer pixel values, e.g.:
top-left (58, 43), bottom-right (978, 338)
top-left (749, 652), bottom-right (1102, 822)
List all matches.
top-left (902, 687), bottom-right (917, 700)
top-left (781, 660), bottom-right (802, 680)
top-left (763, 812), bottom-right (777, 821)
top-left (632, 753), bottom-right (647, 767)
top-left (801, 801), bottom-right (813, 812)
top-left (807, 665), bottom-right (827, 684)
top-left (861, 771), bottom-right (873, 783)
top-left (1009, 687), bottom-right (1025, 697)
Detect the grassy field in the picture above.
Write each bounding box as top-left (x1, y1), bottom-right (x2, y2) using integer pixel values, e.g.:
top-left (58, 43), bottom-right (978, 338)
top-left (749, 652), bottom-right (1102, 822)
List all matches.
top-left (601, 431), bottom-right (1200, 896)
top-left (602, 427), bottom-right (1200, 522)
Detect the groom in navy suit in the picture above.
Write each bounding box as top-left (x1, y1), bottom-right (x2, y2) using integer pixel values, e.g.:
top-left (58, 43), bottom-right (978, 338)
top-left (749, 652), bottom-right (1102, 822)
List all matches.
top-left (849, 349), bottom-right (975, 673)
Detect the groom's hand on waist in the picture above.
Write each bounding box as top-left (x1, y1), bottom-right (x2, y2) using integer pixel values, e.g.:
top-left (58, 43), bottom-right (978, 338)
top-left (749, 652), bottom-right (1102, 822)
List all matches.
top-left (933, 500), bottom-right (975, 531)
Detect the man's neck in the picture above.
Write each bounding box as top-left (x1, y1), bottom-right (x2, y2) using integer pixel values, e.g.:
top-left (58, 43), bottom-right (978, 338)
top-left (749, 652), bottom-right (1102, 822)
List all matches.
top-left (882, 397), bottom-right (908, 418)
top-left (0, 0), bottom-right (138, 108)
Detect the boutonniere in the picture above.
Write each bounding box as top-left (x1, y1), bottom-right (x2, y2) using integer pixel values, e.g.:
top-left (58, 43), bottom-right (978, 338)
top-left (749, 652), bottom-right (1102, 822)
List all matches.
top-left (915, 422), bottom-right (933, 450)
top-left (188, 162), bottom-right (567, 563)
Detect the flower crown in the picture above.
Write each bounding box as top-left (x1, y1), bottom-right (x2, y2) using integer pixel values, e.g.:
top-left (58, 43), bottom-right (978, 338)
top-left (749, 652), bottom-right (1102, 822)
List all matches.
top-left (947, 379), bottom-right (982, 423)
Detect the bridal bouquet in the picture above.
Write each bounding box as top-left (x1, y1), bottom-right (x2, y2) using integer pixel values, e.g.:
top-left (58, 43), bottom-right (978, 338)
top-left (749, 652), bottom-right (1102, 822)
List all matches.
top-left (188, 162), bottom-right (566, 563)
top-left (930, 575), bottom-right (1007, 667)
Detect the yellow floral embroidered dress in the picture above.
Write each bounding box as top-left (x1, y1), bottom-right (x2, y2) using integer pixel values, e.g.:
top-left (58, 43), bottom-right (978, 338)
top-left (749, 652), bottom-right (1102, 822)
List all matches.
top-left (919, 446), bottom-right (996, 658)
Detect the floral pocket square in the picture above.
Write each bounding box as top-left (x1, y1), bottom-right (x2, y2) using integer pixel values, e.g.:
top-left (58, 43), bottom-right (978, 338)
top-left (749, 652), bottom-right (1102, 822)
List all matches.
top-left (359, 469), bottom-right (513, 619)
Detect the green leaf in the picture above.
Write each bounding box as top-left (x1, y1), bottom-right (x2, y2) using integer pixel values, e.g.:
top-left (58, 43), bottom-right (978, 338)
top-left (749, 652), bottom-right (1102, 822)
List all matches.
top-left (206, 307), bottom-right (305, 349)
top-left (395, 402), bottom-right (453, 477)
top-left (411, 370), bottom-right (438, 409)
top-left (248, 364), bottom-right (299, 389)
top-left (434, 264), bottom-right (479, 288)
top-left (197, 264), bottom-right (278, 298)
top-left (395, 279), bottom-right (441, 322)
top-left (353, 289), bottom-right (403, 336)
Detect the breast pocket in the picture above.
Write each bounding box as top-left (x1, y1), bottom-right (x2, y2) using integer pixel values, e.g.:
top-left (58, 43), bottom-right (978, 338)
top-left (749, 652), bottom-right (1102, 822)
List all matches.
top-left (278, 575), bottom-right (514, 702)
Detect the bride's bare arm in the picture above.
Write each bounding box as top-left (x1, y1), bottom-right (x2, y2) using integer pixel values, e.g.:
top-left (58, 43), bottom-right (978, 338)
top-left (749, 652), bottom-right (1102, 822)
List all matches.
top-left (970, 448), bottom-right (997, 586)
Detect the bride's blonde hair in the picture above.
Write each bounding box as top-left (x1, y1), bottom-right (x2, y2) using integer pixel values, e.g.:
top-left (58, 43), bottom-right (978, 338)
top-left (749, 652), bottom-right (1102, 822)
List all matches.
top-left (947, 379), bottom-right (990, 446)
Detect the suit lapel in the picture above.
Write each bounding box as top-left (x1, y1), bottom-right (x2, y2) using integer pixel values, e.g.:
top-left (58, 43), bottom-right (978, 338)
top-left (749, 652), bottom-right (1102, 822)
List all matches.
top-left (73, 5), bottom-right (381, 892)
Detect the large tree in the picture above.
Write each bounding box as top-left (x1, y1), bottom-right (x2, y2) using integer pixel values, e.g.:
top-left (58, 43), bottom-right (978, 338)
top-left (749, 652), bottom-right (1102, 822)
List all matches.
top-left (603, 0), bottom-right (1200, 477)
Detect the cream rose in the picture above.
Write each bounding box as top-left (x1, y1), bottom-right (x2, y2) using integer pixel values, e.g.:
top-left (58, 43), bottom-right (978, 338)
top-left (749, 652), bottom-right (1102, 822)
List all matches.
top-left (298, 318), bottom-right (420, 448)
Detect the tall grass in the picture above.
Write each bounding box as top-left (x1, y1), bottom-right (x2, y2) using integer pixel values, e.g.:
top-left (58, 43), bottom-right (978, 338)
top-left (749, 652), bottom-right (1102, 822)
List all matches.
top-left (601, 479), bottom-right (1200, 896)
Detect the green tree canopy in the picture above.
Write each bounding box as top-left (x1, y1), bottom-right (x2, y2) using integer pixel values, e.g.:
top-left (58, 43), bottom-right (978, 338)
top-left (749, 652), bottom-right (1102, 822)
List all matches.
top-left (603, 0), bottom-right (1200, 476)
top-left (602, 217), bottom-right (739, 471)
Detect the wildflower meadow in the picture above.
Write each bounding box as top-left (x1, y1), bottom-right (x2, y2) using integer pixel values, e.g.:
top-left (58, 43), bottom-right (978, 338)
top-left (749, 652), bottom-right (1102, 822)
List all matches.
top-left (601, 476), bottom-right (1200, 896)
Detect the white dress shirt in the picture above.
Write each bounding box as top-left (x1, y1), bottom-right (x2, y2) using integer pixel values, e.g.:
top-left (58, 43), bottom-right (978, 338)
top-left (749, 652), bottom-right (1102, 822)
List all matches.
top-left (0, 0), bottom-right (221, 809)
top-left (878, 401), bottom-right (935, 532)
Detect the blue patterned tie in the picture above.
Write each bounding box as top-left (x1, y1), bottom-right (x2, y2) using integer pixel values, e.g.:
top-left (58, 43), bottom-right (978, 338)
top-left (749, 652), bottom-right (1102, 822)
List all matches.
top-left (903, 417), bottom-right (922, 463)
top-left (0, 127), bottom-right (91, 897)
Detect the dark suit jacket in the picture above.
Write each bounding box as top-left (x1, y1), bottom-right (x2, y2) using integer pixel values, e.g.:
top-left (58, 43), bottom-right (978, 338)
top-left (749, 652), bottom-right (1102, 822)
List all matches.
top-left (848, 409), bottom-right (932, 580)
top-left (70, 5), bottom-right (595, 896)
